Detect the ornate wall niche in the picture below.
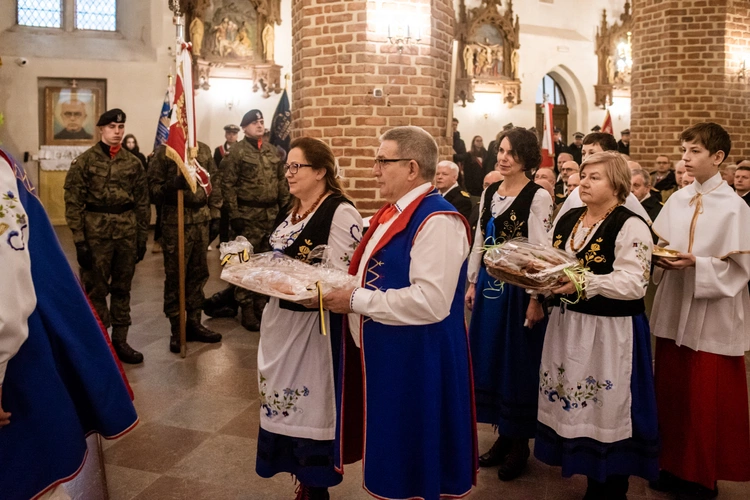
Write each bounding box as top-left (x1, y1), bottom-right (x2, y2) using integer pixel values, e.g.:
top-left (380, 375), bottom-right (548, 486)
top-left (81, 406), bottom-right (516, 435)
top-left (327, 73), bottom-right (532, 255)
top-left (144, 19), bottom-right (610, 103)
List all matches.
top-left (594, 1), bottom-right (633, 108)
top-left (184, 0), bottom-right (282, 96)
top-left (455, 0), bottom-right (521, 108)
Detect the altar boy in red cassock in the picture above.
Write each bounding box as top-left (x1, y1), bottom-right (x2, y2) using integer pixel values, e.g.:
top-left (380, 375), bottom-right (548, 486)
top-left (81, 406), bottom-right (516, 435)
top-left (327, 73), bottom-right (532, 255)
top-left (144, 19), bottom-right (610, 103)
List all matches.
top-left (649, 122), bottom-right (750, 500)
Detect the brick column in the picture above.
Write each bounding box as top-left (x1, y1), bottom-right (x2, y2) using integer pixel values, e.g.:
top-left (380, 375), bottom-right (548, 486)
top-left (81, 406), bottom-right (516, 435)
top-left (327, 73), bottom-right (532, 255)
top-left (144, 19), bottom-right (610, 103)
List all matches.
top-left (291, 0), bottom-right (455, 213)
top-left (630, 0), bottom-right (750, 164)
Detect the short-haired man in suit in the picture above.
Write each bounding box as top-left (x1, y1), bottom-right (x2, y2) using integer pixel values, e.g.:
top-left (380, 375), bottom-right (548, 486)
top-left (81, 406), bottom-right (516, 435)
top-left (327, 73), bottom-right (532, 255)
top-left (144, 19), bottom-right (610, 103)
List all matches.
top-left (631, 168), bottom-right (662, 221)
top-left (436, 160), bottom-right (472, 221)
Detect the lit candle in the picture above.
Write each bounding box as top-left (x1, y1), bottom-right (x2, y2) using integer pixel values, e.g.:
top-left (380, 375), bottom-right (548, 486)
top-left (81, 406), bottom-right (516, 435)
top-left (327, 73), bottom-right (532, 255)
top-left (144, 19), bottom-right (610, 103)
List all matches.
top-left (407, 25), bottom-right (410, 38)
top-left (388, 24), bottom-right (391, 38)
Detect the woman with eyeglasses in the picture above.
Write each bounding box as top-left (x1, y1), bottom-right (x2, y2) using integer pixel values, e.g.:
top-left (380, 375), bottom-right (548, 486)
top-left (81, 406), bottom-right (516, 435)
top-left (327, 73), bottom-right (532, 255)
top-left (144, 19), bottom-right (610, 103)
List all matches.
top-left (465, 127), bottom-right (554, 482)
top-left (254, 137), bottom-right (362, 500)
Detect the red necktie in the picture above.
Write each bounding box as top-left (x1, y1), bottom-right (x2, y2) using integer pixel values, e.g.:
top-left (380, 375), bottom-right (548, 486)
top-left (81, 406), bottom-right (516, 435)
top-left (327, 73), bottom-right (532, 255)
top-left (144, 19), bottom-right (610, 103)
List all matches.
top-left (379, 204), bottom-right (398, 223)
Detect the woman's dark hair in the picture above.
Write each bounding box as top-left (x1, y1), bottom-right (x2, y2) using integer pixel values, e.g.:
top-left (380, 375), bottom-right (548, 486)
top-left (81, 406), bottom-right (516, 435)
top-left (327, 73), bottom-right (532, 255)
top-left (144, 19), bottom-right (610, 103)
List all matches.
top-left (288, 137), bottom-right (346, 211)
top-left (122, 134), bottom-right (140, 153)
top-left (497, 127), bottom-right (542, 171)
top-left (470, 135), bottom-right (486, 158)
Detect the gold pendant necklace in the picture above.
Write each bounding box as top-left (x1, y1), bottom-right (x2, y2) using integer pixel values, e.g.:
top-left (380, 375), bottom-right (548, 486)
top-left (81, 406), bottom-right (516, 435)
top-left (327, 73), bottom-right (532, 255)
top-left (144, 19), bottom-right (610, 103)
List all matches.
top-left (569, 203), bottom-right (620, 253)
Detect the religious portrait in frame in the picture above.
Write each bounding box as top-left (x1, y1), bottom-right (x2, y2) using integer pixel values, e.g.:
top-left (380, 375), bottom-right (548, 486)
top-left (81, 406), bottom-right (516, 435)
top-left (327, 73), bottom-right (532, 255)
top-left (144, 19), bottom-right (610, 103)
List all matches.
top-left (44, 87), bottom-right (102, 146)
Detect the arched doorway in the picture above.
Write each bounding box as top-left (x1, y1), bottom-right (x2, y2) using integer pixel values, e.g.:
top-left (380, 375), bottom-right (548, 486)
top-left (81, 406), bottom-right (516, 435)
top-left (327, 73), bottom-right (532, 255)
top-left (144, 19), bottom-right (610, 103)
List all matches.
top-left (535, 74), bottom-right (569, 143)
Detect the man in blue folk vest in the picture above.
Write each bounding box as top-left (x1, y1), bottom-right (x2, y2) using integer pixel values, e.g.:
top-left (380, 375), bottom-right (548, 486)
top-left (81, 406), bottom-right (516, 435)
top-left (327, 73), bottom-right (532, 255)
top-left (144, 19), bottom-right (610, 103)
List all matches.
top-left (324, 126), bottom-right (477, 500)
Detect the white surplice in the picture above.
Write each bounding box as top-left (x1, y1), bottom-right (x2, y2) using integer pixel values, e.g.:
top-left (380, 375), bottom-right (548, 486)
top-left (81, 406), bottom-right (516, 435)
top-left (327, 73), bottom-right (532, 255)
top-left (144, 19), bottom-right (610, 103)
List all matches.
top-left (538, 216), bottom-right (653, 442)
top-left (0, 156), bottom-right (35, 385)
top-left (347, 183), bottom-right (470, 346)
top-left (553, 188), bottom-right (651, 228)
top-left (467, 185), bottom-right (553, 284)
top-left (650, 172), bottom-right (750, 356)
top-left (257, 201), bottom-right (362, 440)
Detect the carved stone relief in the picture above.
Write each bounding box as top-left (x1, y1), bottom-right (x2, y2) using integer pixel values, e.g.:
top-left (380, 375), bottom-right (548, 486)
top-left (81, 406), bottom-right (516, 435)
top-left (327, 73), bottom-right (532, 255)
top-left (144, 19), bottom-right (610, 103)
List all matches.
top-left (185, 0), bottom-right (283, 96)
top-left (455, 0), bottom-right (522, 108)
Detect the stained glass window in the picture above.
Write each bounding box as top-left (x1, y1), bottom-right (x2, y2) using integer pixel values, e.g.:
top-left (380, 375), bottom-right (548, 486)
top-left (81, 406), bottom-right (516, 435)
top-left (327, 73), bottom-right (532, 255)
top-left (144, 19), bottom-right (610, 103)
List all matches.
top-left (17, 0), bottom-right (62, 28)
top-left (75, 0), bottom-right (116, 31)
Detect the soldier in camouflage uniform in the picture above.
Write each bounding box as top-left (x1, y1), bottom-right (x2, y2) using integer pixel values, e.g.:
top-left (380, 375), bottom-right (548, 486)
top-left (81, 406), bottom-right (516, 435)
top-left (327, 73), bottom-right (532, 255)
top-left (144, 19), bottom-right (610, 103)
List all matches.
top-left (221, 109), bottom-right (290, 331)
top-left (64, 109), bottom-right (150, 364)
top-left (148, 142), bottom-right (223, 353)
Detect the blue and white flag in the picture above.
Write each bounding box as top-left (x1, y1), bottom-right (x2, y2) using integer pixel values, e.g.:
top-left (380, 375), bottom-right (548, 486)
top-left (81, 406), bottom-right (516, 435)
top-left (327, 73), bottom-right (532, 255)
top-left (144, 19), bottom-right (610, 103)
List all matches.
top-left (152, 90), bottom-right (171, 152)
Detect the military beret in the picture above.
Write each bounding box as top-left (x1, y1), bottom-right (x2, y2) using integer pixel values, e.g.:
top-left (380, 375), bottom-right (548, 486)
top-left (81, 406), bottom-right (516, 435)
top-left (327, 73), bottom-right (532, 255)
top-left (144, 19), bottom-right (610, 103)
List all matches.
top-left (573, 131), bottom-right (585, 138)
top-left (591, 125), bottom-right (602, 132)
top-left (224, 124), bottom-right (240, 133)
top-left (96, 108), bottom-right (126, 126)
top-left (240, 109), bottom-right (263, 127)
top-left (553, 127), bottom-right (561, 133)
top-left (621, 128), bottom-right (631, 135)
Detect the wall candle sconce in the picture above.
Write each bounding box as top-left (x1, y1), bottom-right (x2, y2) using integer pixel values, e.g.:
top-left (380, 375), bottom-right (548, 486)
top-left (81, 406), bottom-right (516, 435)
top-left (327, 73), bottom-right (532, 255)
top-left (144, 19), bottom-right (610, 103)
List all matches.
top-left (738, 58), bottom-right (748, 82)
top-left (387, 23), bottom-right (422, 54)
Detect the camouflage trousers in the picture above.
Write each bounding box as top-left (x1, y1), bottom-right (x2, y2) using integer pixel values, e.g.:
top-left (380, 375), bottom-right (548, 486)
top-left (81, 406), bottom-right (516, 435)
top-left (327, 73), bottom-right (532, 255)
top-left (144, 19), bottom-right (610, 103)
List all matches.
top-left (235, 219), bottom-right (273, 307)
top-left (81, 236), bottom-right (137, 339)
top-left (161, 222), bottom-right (209, 318)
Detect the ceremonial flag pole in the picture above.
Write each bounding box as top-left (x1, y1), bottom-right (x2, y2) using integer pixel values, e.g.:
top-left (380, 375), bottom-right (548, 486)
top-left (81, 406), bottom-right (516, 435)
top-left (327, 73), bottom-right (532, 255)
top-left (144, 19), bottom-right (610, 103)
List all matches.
top-left (540, 97), bottom-right (555, 168)
top-left (166, 0), bottom-right (198, 358)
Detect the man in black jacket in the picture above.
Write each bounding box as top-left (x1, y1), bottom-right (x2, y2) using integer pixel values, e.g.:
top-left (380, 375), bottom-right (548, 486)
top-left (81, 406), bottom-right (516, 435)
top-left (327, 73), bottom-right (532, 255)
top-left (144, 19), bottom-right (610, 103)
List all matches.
top-left (436, 160), bottom-right (472, 221)
top-left (568, 131), bottom-right (584, 164)
top-left (652, 154), bottom-right (677, 193)
top-left (452, 118), bottom-right (466, 155)
top-left (631, 168), bottom-right (662, 221)
top-left (617, 129), bottom-right (631, 155)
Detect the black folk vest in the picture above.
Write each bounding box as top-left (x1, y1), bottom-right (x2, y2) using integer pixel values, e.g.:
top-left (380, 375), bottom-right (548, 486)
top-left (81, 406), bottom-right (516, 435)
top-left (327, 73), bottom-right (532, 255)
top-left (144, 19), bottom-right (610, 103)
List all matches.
top-left (553, 205), bottom-right (646, 317)
top-left (278, 194), bottom-right (352, 312)
top-left (480, 180), bottom-right (541, 245)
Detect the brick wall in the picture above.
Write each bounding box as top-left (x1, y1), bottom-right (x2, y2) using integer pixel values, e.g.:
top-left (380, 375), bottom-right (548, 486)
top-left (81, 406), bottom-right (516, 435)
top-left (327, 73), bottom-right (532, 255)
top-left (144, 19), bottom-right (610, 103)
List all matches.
top-left (631, 0), bottom-right (750, 167)
top-left (291, 0), bottom-right (455, 214)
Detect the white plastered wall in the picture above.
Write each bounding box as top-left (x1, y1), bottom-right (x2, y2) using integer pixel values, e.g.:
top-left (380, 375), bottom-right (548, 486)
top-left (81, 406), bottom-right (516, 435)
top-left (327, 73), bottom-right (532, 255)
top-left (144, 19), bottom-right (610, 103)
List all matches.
top-left (0, 0), bottom-right (293, 186)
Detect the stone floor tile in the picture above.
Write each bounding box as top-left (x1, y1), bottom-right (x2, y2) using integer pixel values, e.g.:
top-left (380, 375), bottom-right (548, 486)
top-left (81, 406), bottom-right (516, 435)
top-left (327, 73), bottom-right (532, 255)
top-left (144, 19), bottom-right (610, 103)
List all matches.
top-left (104, 422), bottom-right (211, 474)
top-left (217, 403), bottom-right (261, 439)
top-left (157, 392), bottom-right (252, 433)
top-left (104, 465), bottom-right (160, 500)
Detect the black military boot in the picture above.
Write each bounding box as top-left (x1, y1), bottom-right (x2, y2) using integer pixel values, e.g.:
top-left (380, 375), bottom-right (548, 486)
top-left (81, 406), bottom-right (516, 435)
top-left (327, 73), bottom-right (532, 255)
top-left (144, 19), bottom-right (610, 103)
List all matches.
top-left (203, 287), bottom-right (239, 318)
top-left (241, 305), bottom-right (261, 331)
top-left (111, 326), bottom-right (144, 364)
top-left (187, 311), bottom-right (222, 343)
top-left (497, 438), bottom-right (530, 481)
top-left (168, 316), bottom-right (181, 353)
top-left (478, 435), bottom-right (512, 467)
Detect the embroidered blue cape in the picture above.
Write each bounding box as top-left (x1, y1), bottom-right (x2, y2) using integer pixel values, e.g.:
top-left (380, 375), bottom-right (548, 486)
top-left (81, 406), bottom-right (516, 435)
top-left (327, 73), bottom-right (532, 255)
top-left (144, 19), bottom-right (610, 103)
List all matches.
top-left (0, 149), bottom-right (138, 500)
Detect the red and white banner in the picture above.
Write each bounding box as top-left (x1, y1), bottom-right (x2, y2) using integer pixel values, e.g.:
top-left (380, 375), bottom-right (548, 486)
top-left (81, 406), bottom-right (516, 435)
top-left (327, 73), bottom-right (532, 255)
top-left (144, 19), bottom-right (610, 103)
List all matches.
top-left (165, 42), bottom-right (211, 195)
top-left (540, 101), bottom-right (555, 168)
top-left (602, 109), bottom-right (614, 136)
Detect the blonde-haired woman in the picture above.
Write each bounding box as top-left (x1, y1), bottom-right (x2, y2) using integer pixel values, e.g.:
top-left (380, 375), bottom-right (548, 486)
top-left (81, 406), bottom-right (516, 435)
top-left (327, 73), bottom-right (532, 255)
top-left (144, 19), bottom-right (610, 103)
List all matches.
top-left (535, 151), bottom-right (658, 500)
top-left (254, 137), bottom-right (362, 500)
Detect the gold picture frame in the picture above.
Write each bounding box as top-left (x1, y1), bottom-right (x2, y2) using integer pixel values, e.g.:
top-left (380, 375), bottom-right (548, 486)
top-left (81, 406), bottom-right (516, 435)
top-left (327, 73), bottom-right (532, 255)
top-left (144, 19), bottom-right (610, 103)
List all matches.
top-left (44, 87), bottom-right (102, 146)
